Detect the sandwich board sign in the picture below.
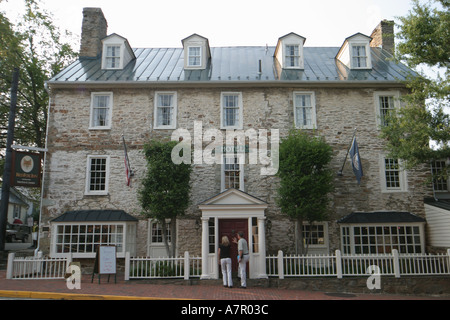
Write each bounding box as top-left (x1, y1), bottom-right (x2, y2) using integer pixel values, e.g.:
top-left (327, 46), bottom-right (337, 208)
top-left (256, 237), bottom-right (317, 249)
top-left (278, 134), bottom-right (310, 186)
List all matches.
top-left (91, 245), bottom-right (117, 284)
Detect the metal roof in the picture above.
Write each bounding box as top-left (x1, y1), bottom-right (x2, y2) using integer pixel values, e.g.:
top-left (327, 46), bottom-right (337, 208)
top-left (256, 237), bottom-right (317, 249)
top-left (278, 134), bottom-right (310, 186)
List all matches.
top-left (48, 46), bottom-right (414, 85)
top-left (51, 210), bottom-right (138, 222)
top-left (337, 211), bottom-right (426, 224)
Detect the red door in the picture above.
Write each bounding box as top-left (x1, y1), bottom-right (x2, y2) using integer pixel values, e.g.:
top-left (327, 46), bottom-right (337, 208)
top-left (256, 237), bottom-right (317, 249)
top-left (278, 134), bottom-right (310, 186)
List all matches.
top-left (218, 219), bottom-right (248, 273)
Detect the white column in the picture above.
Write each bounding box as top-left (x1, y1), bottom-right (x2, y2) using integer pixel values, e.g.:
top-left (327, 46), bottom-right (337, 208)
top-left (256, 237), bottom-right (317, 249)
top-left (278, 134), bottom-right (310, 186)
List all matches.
top-left (258, 217), bottom-right (268, 278)
top-left (200, 217), bottom-right (210, 279)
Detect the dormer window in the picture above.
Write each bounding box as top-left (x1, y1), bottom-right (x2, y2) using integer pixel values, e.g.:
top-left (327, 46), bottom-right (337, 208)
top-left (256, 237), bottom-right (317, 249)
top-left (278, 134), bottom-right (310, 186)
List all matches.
top-left (274, 32), bottom-right (306, 70)
top-left (105, 45), bottom-right (121, 69)
top-left (182, 34), bottom-right (211, 70)
top-left (101, 33), bottom-right (136, 70)
top-left (336, 33), bottom-right (372, 70)
top-left (188, 46), bottom-right (202, 67)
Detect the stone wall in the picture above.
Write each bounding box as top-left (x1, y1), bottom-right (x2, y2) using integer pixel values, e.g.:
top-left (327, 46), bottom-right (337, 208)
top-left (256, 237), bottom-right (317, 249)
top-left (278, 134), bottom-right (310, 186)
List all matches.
top-left (42, 85), bottom-right (432, 256)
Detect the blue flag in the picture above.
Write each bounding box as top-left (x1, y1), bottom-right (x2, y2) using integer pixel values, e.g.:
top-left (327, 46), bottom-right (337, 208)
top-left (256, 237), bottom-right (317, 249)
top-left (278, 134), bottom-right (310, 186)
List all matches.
top-left (349, 137), bottom-right (363, 184)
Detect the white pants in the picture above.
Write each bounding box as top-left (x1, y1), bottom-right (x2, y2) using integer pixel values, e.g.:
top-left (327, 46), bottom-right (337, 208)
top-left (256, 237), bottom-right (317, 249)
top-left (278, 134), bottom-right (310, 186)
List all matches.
top-left (238, 254), bottom-right (249, 287)
top-left (220, 258), bottom-right (232, 287)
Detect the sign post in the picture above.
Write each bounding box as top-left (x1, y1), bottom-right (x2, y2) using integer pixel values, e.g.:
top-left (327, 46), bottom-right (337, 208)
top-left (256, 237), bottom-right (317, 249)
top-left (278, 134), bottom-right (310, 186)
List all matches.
top-left (91, 245), bottom-right (117, 284)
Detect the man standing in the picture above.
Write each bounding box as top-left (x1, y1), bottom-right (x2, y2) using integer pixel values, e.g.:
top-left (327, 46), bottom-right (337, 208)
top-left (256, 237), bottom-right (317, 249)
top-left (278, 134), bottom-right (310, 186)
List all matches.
top-left (233, 231), bottom-right (249, 288)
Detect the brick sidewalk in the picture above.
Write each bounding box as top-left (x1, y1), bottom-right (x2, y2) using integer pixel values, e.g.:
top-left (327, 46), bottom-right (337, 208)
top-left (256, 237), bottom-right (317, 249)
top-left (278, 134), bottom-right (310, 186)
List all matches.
top-left (1, 271), bottom-right (448, 301)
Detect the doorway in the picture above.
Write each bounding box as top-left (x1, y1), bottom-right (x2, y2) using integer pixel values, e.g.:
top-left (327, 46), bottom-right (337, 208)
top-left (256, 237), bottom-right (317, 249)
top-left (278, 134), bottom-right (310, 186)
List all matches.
top-left (218, 219), bottom-right (248, 273)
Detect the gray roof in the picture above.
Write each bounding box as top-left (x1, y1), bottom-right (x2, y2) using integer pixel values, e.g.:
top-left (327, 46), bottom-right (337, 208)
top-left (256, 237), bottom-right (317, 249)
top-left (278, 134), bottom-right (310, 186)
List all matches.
top-left (48, 46), bottom-right (414, 85)
top-left (338, 211), bottom-right (426, 224)
top-left (51, 210), bottom-right (138, 222)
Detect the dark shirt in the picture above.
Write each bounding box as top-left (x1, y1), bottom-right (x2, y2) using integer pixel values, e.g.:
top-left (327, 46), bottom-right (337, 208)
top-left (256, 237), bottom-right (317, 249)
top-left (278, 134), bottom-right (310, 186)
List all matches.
top-left (219, 244), bottom-right (231, 259)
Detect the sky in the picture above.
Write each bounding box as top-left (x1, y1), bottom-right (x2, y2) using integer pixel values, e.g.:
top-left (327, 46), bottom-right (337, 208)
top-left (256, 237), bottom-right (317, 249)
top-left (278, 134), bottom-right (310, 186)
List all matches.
top-left (2, 0), bottom-right (416, 49)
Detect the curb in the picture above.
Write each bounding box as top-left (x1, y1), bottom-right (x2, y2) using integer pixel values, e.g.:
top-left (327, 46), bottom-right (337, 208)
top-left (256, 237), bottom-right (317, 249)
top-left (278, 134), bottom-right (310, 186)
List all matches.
top-left (0, 290), bottom-right (190, 300)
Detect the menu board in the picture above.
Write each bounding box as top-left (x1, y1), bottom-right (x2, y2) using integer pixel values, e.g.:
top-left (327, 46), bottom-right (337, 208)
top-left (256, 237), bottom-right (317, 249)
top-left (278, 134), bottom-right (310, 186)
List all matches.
top-left (98, 246), bottom-right (116, 274)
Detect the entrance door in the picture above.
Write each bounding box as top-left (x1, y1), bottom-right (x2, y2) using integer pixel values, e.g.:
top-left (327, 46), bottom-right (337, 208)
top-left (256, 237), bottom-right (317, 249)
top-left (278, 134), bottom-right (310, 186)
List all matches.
top-left (218, 219), bottom-right (248, 273)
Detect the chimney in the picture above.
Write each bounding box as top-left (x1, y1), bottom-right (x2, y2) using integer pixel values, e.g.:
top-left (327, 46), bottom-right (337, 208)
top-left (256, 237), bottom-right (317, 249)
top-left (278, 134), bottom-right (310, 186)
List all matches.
top-left (80, 8), bottom-right (108, 58)
top-left (370, 20), bottom-right (395, 56)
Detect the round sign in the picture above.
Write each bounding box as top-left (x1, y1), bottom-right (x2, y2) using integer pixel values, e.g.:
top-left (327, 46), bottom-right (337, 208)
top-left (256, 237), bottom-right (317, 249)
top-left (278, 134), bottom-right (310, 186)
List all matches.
top-left (20, 155), bottom-right (34, 173)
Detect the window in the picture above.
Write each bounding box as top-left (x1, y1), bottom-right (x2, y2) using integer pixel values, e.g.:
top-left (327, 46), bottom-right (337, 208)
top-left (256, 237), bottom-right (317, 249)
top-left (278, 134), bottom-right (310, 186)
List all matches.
top-left (294, 92), bottom-right (316, 129)
top-left (90, 93), bottom-right (113, 129)
top-left (380, 156), bottom-right (407, 192)
top-left (151, 222), bottom-right (171, 244)
top-left (208, 218), bottom-right (215, 254)
top-left (351, 45), bottom-right (368, 68)
top-left (431, 160), bottom-right (449, 192)
top-left (221, 92), bottom-right (243, 129)
top-left (285, 45), bottom-right (300, 68)
top-left (222, 154), bottom-right (244, 191)
top-left (302, 224), bottom-right (326, 246)
top-left (86, 156), bottom-right (110, 195)
top-left (105, 45), bottom-right (121, 69)
top-left (154, 92), bottom-right (177, 129)
top-left (188, 46), bottom-right (201, 67)
top-left (341, 224), bottom-right (424, 254)
top-left (375, 92), bottom-right (399, 127)
top-left (52, 222), bottom-right (136, 258)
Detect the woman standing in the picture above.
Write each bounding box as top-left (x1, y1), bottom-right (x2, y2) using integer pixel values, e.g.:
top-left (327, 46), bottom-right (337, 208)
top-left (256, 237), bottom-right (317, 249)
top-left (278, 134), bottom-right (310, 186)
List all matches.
top-left (218, 236), bottom-right (233, 288)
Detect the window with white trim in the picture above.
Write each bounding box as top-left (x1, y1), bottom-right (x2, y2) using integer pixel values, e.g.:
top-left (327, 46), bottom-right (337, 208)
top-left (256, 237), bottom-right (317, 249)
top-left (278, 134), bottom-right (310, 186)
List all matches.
top-left (86, 155), bottom-right (110, 195)
top-left (105, 45), bottom-right (121, 69)
top-left (188, 46), bottom-right (201, 67)
top-left (52, 222), bottom-right (136, 258)
top-left (90, 93), bottom-right (113, 129)
top-left (294, 92), bottom-right (316, 129)
top-left (221, 154), bottom-right (244, 191)
top-left (151, 221), bottom-right (171, 244)
top-left (431, 160), bottom-right (449, 192)
top-left (351, 45), bottom-right (368, 68)
top-left (221, 92), bottom-right (243, 129)
top-left (380, 156), bottom-right (407, 192)
top-left (285, 44), bottom-right (300, 68)
top-left (154, 92), bottom-right (177, 129)
top-left (341, 224), bottom-right (424, 254)
top-left (375, 92), bottom-right (399, 128)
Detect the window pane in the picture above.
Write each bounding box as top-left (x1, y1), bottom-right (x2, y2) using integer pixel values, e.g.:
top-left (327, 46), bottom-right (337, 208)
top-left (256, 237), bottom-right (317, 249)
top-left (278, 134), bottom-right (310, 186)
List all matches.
top-left (156, 94), bottom-right (174, 126)
top-left (222, 94), bottom-right (240, 127)
top-left (89, 158), bottom-right (107, 191)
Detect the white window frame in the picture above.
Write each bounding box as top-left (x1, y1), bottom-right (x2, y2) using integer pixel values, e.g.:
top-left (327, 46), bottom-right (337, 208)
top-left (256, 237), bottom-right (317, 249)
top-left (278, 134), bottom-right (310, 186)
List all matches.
top-left (154, 92), bottom-right (177, 129)
top-left (284, 44), bottom-right (301, 68)
top-left (220, 92), bottom-right (243, 130)
top-left (431, 160), bottom-right (450, 192)
top-left (102, 44), bottom-right (123, 69)
top-left (85, 155), bottom-right (110, 196)
top-left (89, 92), bottom-right (113, 130)
top-left (187, 46), bottom-right (202, 67)
top-left (340, 223), bottom-right (425, 254)
top-left (350, 43), bottom-right (371, 69)
top-left (379, 155), bottom-right (408, 192)
top-left (221, 153), bottom-right (244, 192)
top-left (293, 91), bottom-right (317, 129)
top-left (298, 222), bottom-right (329, 250)
top-left (374, 91), bottom-right (400, 128)
top-left (51, 222), bottom-right (136, 258)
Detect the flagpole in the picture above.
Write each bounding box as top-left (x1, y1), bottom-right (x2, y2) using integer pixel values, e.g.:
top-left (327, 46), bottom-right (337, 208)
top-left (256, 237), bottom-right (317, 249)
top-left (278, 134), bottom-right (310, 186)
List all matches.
top-left (337, 128), bottom-right (357, 176)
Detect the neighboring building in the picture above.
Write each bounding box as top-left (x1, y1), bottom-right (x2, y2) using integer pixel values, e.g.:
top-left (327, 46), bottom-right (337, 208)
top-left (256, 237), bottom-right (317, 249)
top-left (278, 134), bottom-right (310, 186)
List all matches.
top-left (42, 8), bottom-right (434, 279)
top-left (0, 187), bottom-right (30, 225)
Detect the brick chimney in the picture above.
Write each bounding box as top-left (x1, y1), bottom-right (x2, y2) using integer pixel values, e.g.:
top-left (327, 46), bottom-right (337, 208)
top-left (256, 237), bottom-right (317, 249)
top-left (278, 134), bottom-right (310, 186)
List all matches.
top-left (370, 20), bottom-right (395, 56)
top-left (80, 8), bottom-right (108, 58)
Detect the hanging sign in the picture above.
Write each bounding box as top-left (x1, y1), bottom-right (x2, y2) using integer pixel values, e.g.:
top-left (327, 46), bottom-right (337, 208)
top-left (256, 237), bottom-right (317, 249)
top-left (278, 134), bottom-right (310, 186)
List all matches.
top-left (10, 151), bottom-right (41, 187)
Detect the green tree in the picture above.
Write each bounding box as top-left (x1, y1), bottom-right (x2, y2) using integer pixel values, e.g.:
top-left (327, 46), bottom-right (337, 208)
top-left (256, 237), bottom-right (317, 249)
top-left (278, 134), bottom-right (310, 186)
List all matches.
top-left (139, 140), bottom-right (192, 257)
top-left (276, 130), bottom-right (334, 255)
top-left (381, 0), bottom-right (449, 171)
top-left (0, 0), bottom-right (77, 167)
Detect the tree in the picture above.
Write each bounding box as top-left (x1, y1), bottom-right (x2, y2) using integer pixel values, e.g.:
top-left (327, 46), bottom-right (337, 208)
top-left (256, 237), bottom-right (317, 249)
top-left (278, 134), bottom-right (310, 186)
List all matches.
top-left (380, 0), bottom-right (449, 171)
top-left (0, 0), bottom-right (77, 172)
top-left (138, 140), bottom-right (192, 257)
top-left (276, 130), bottom-right (334, 255)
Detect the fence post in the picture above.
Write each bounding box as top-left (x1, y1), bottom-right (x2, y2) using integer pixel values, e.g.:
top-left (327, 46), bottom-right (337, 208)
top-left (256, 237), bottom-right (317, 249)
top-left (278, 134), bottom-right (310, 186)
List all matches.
top-left (184, 251), bottom-right (190, 280)
top-left (6, 252), bottom-right (15, 279)
top-left (124, 252), bottom-right (130, 281)
top-left (277, 250), bottom-right (284, 279)
top-left (335, 250), bottom-right (343, 279)
top-left (392, 249), bottom-right (400, 278)
top-left (447, 249), bottom-right (450, 275)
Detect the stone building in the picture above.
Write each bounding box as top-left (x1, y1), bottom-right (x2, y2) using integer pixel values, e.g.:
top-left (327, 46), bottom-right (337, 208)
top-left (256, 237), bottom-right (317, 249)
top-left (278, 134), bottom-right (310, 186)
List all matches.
top-left (41, 8), bottom-right (433, 279)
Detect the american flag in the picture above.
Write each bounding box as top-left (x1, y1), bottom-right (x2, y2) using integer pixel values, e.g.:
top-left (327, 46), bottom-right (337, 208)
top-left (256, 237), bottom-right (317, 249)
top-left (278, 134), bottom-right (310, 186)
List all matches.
top-left (122, 135), bottom-right (132, 186)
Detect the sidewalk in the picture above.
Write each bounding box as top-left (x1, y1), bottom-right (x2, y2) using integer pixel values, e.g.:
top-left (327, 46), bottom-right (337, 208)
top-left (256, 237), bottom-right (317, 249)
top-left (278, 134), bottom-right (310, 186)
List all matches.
top-left (0, 270), bottom-right (448, 301)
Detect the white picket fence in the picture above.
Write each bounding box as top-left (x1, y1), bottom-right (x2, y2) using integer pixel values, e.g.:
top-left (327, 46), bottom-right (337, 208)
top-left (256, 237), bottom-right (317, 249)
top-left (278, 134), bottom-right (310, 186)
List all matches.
top-left (125, 251), bottom-right (202, 280)
top-left (6, 252), bottom-right (72, 280)
top-left (267, 249), bottom-right (450, 279)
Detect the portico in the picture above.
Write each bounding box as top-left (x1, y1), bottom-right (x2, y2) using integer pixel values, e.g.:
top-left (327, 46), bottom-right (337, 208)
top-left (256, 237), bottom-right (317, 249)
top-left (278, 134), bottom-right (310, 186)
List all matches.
top-left (198, 189), bottom-right (268, 280)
